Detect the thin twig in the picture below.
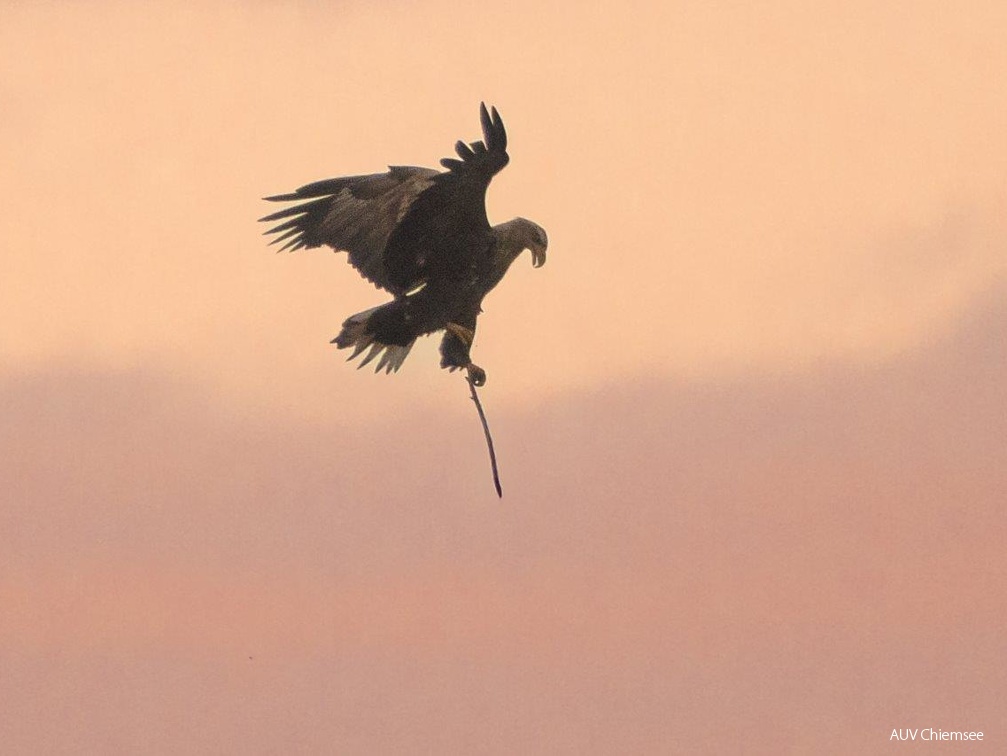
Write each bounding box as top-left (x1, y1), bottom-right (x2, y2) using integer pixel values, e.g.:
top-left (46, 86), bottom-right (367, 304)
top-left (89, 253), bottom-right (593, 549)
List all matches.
top-left (467, 376), bottom-right (502, 497)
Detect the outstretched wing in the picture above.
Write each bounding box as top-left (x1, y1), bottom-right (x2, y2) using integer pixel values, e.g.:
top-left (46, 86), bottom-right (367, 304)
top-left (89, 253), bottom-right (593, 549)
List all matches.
top-left (382, 103), bottom-right (510, 293)
top-left (259, 166), bottom-right (437, 295)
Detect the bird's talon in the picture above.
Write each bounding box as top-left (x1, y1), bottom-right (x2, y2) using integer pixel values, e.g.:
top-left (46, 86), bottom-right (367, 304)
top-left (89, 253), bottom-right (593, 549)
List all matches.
top-left (466, 363), bottom-right (486, 386)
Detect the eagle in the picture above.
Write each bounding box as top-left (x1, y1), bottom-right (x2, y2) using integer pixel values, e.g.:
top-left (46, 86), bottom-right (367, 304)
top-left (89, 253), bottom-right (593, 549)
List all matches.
top-left (259, 103), bottom-right (548, 386)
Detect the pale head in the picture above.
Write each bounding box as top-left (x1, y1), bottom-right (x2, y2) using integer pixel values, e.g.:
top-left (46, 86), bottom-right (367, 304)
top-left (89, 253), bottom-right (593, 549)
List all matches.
top-left (494, 217), bottom-right (548, 268)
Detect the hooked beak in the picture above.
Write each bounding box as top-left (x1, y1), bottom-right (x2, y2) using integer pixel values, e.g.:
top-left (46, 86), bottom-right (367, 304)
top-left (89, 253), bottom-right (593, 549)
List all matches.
top-left (530, 243), bottom-right (547, 269)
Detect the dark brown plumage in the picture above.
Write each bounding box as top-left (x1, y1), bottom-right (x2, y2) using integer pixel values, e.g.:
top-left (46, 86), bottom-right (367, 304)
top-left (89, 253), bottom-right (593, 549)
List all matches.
top-left (259, 103), bottom-right (547, 385)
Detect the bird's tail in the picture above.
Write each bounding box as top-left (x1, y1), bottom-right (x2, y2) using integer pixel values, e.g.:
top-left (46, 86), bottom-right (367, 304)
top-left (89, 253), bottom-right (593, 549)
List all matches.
top-left (331, 305), bottom-right (415, 374)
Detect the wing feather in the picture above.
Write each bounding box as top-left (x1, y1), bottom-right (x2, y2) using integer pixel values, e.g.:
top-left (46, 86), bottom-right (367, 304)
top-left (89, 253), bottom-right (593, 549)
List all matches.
top-left (261, 104), bottom-right (512, 298)
top-left (259, 166), bottom-right (437, 294)
top-left (384, 102), bottom-right (511, 291)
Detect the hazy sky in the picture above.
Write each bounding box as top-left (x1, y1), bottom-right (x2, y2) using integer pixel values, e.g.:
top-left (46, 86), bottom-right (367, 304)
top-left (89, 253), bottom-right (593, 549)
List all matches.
top-left (2, 1), bottom-right (1005, 752)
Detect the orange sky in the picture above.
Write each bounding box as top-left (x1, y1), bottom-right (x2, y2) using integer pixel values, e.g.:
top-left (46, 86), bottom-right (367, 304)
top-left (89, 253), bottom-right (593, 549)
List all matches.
top-left (2, 1), bottom-right (1005, 752)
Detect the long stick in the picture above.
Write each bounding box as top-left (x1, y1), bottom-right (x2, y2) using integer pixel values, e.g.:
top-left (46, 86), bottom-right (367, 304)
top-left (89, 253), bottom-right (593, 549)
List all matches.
top-left (467, 377), bottom-right (502, 497)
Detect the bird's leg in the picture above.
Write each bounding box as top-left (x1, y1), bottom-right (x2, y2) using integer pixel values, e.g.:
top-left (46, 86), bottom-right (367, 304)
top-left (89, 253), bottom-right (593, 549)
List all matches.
top-left (444, 322), bottom-right (475, 345)
top-left (444, 321), bottom-right (485, 386)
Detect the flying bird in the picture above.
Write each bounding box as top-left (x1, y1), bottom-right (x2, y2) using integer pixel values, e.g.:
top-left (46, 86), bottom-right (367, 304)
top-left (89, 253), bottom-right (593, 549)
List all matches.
top-left (260, 103), bottom-right (548, 386)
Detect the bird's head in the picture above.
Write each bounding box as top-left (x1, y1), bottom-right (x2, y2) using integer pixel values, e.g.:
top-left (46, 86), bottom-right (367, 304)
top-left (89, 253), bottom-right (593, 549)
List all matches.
top-left (526, 220), bottom-right (548, 268)
top-left (503, 217), bottom-right (548, 268)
